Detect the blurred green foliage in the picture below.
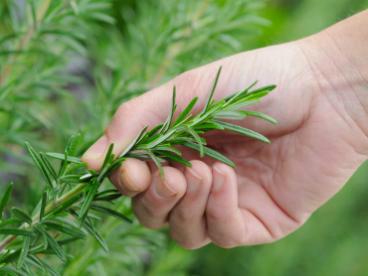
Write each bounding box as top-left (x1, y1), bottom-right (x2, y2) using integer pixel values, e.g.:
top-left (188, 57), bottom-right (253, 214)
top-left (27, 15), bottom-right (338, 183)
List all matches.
top-left (0, 0), bottom-right (367, 275)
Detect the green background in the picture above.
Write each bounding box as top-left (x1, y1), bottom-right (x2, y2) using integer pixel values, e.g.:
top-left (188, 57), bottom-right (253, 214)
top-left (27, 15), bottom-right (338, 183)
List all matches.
top-left (0, 0), bottom-right (367, 275)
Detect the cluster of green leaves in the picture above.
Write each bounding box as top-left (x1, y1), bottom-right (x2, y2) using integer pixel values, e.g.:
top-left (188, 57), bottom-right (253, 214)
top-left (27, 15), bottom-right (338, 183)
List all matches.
top-left (0, 0), bottom-right (115, 176)
top-left (0, 67), bottom-right (275, 274)
top-left (87, 0), bottom-right (269, 114)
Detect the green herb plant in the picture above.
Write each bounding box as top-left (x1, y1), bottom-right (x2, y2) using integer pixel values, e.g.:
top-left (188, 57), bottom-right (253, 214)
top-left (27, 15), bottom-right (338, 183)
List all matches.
top-left (0, 67), bottom-right (276, 275)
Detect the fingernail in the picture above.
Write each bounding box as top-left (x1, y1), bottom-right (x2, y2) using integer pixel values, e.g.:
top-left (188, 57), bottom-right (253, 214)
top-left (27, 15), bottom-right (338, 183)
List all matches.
top-left (119, 167), bottom-right (139, 193)
top-left (187, 168), bottom-right (202, 193)
top-left (213, 166), bottom-right (226, 192)
top-left (154, 177), bottom-right (177, 198)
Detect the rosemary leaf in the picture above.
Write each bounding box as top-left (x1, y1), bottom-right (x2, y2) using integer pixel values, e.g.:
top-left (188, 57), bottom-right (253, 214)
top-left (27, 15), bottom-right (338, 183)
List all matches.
top-left (45, 152), bottom-right (82, 164)
top-left (203, 66), bottom-right (222, 113)
top-left (160, 87), bottom-right (177, 133)
top-left (174, 96), bottom-right (198, 126)
top-left (90, 204), bottom-right (132, 223)
top-left (183, 141), bottom-right (235, 168)
top-left (44, 220), bottom-right (85, 238)
top-left (240, 110), bottom-right (278, 124)
top-left (25, 142), bottom-right (54, 188)
top-left (0, 228), bottom-right (33, 237)
top-left (44, 232), bottom-right (65, 262)
top-left (17, 236), bottom-right (31, 269)
top-left (216, 121), bottom-right (270, 143)
top-left (39, 192), bottom-right (47, 221)
top-left (156, 150), bottom-right (192, 167)
top-left (0, 183), bottom-right (13, 219)
top-left (11, 208), bottom-right (32, 225)
top-left (79, 179), bottom-right (100, 222)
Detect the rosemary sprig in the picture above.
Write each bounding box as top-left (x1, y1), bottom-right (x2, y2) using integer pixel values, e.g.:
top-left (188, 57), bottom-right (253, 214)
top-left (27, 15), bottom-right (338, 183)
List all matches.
top-left (0, 69), bottom-right (276, 274)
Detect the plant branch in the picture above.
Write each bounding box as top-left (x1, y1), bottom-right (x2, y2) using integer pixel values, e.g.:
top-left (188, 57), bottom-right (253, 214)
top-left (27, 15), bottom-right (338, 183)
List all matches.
top-left (0, 69), bottom-right (276, 272)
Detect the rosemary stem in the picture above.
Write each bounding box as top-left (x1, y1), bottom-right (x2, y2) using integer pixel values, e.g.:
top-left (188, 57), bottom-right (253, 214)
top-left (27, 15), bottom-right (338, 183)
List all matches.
top-left (44, 183), bottom-right (86, 215)
top-left (0, 236), bottom-right (16, 252)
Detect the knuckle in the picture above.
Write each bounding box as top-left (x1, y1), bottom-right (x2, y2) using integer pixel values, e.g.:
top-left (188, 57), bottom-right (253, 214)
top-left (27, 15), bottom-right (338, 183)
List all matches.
top-left (178, 240), bottom-right (201, 250)
top-left (133, 198), bottom-right (157, 218)
top-left (132, 203), bottom-right (164, 230)
top-left (208, 229), bottom-right (246, 249)
top-left (140, 200), bottom-right (160, 218)
top-left (172, 207), bottom-right (195, 222)
top-left (211, 238), bottom-right (239, 249)
top-left (206, 205), bottom-right (225, 221)
top-left (139, 219), bottom-right (163, 230)
top-left (170, 232), bottom-right (200, 250)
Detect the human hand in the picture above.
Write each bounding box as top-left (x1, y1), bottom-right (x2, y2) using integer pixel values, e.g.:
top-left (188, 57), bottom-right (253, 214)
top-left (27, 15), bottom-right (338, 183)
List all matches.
top-left (82, 11), bottom-right (368, 249)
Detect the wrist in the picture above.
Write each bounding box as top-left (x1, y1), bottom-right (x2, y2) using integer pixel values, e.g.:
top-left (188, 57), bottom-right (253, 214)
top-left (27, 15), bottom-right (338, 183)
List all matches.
top-left (298, 11), bottom-right (368, 156)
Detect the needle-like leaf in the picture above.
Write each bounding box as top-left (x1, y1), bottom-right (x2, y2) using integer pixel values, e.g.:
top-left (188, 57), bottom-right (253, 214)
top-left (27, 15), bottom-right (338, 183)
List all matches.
top-left (183, 141), bottom-right (235, 167)
top-left (82, 218), bottom-right (108, 252)
top-left (156, 150), bottom-right (192, 167)
top-left (0, 228), bottom-right (33, 237)
top-left (11, 208), bottom-right (32, 225)
top-left (174, 96), bottom-right (198, 126)
top-left (185, 126), bottom-right (205, 157)
top-left (160, 87), bottom-right (177, 133)
top-left (90, 204), bottom-right (132, 223)
top-left (44, 232), bottom-right (65, 262)
top-left (79, 179), bottom-right (100, 222)
top-left (17, 236), bottom-right (31, 269)
top-left (0, 183), bottom-right (13, 219)
top-left (120, 127), bottom-right (148, 158)
top-left (39, 192), bottom-right (47, 221)
top-left (45, 152), bottom-right (82, 164)
top-left (44, 220), bottom-right (85, 238)
top-left (240, 110), bottom-right (278, 124)
top-left (25, 142), bottom-right (54, 188)
top-left (216, 121), bottom-right (270, 143)
top-left (203, 66), bottom-right (222, 113)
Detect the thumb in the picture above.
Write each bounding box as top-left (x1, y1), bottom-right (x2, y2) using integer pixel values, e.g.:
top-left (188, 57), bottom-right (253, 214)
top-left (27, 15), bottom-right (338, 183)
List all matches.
top-left (82, 83), bottom-right (173, 170)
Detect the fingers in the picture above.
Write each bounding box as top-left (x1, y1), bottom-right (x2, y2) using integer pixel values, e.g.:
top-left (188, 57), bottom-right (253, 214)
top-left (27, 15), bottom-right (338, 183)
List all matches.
top-left (206, 163), bottom-right (246, 248)
top-left (110, 158), bottom-right (151, 197)
top-left (111, 159), bottom-right (269, 249)
top-left (132, 167), bottom-right (186, 229)
top-left (169, 160), bottom-right (212, 249)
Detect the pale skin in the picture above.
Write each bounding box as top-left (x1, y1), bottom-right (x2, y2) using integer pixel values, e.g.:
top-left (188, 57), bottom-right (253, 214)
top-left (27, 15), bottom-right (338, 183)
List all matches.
top-left (83, 11), bottom-right (368, 249)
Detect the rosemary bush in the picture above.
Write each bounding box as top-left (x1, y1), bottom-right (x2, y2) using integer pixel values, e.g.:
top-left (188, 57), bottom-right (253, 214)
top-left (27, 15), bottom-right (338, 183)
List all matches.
top-left (0, 0), bottom-right (270, 274)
